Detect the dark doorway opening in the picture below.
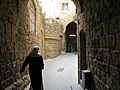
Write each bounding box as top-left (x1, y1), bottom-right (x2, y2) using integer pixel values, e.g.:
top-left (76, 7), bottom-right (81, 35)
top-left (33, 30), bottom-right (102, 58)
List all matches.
top-left (65, 22), bottom-right (77, 52)
top-left (79, 29), bottom-right (87, 79)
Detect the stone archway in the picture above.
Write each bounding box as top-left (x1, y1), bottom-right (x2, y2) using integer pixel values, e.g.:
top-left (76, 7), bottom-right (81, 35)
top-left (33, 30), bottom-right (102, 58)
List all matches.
top-left (65, 22), bottom-right (77, 52)
top-left (79, 29), bottom-right (87, 78)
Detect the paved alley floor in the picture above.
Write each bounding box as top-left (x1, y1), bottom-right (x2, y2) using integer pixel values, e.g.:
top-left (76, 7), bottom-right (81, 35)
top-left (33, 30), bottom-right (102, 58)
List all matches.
top-left (25, 53), bottom-right (78, 90)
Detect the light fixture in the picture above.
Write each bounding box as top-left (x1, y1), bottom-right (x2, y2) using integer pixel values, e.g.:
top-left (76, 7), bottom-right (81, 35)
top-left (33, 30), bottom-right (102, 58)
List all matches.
top-left (69, 34), bottom-right (76, 37)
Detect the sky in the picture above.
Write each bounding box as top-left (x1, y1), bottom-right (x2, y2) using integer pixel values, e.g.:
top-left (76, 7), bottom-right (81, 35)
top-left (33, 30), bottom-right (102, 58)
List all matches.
top-left (39, 0), bottom-right (60, 18)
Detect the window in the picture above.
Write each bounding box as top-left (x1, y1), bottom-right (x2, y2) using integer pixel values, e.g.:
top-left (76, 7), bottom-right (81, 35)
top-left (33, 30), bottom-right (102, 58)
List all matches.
top-left (62, 3), bottom-right (68, 10)
top-left (30, 0), bottom-right (36, 33)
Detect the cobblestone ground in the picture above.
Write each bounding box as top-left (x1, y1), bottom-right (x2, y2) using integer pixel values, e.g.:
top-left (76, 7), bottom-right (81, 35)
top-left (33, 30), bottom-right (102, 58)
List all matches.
top-left (25, 53), bottom-right (78, 90)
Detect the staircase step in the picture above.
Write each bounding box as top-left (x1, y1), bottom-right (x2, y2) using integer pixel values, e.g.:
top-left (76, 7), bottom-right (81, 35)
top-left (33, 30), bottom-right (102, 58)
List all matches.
top-left (70, 84), bottom-right (83, 90)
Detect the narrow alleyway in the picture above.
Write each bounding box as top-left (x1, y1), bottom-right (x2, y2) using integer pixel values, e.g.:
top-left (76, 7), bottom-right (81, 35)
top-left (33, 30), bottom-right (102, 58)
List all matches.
top-left (1, 0), bottom-right (120, 90)
top-left (25, 53), bottom-right (78, 90)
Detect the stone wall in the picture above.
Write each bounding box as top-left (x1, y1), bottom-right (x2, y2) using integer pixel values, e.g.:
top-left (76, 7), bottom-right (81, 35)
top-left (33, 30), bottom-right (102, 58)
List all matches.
top-left (35, 0), bottom-right (45, 58)
top-left (0, 0), bottom-right (44, 89)
top-left (78, 0), bottom-right (120, 90)
top-left (44, 18), bottom-right (63, 59)
top-left (59, 0), bottom-right (76, 32)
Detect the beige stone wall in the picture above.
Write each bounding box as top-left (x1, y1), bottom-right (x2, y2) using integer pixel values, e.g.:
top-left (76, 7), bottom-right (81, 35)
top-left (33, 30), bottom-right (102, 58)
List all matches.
top-left (57, 0), bottom-right (77, 52)
top-left (59, 0), bottom-right (76, 32)
top-left (0, 0), bottom-right (44, 89)
top-left (35, 1), bottom-right (45, 58)
top-left (44, 18), bottom-right (63, 59)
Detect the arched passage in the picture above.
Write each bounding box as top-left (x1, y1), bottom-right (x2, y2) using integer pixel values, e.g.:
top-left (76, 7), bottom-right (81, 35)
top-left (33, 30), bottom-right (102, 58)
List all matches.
top-left (65, 22), bottom-right (77, 52)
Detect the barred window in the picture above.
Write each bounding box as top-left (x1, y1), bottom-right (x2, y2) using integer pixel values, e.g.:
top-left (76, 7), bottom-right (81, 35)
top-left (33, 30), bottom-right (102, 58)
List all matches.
top-left (30, 0), bottom-right (36, 33)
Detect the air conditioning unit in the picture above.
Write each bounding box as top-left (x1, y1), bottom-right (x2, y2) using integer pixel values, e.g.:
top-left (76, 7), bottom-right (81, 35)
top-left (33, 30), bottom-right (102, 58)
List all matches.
top-left (82, 70), bottom-right (92, 89)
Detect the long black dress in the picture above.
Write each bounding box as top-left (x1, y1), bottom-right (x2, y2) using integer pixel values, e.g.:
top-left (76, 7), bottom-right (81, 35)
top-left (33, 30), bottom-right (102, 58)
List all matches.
top-left (20, 55), bottom-right (44, 90)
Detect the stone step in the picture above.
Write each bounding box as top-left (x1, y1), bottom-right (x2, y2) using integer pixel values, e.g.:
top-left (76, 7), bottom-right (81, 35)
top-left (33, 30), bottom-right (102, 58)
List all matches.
top-left (70, 84), bottom-right (84, 90)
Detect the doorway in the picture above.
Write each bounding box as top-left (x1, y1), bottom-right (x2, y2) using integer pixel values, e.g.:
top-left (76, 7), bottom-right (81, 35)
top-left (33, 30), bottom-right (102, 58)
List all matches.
top-left (65, 22), bottom-right (77, 52)
top-left (79, 29), bottom-right (87, 79)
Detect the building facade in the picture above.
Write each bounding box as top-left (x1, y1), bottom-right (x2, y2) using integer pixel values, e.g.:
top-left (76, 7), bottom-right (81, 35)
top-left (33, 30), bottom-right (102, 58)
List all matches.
top-left (59, 0), bottom-right (77, 52)
top-left (59, 0), bottom-right (76, 32)
top-left (44, 18), bottom-right (63, 59)
top-left (43, 0), bottom-right (77, 59)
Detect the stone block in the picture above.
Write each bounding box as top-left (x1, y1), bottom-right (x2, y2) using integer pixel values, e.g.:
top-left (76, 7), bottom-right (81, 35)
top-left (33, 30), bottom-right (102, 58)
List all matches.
top-left (110, 50), bottom-right (120, 67)
top-left (93, 37), bottom-right (99, 48)
top-left (101, 70), bottom-right (107, 84)
top-left (96, 49), bottom-right (103, 62)
top-left (16, 79), bottom-right (24, 87)
top-left (5, 70), bottom-right (11, 80)
top-left (102, 21), bottom-right (110, 35)
top-left (1, 65), bottom-right (6, 72)
top-left (110, 66), bottom-right (117, 76)
top-left (116, 34), bottom-right (120, 50)
top-left (97, 62), bottom-right (102, 70)
top-left (99, 36), bottom-right (106, 48)
top-left (101, 63), bottom-right (109, 73)
top-left (11, 68), bottom-right (16, 76)
top-left (5, 22), bottom-right (12, 34)
top-left (1, 79), bottom-right (10, 88)
top-left (106, 35), bottom-right (116, 49)
top-left (0, 21), bottom-right (5, 34)
top-left (12, 61), bottom-right (17, 68)
top-left (102, 49), bottom-right (110, 64)
top-left (6, 63), bottom-right (12, 70)
top-left (112, 79), bottom-right (120, 90)
top-left (107, 75), bottom-right (114, 89)
top-left (0, 72), bottom-right (5, 81)
top-left (12, 24), bottom-right (18, 34)
top-left (96, 69), bottom-right (101, 79)
top-left (94, 76), bottom-right (99, 86)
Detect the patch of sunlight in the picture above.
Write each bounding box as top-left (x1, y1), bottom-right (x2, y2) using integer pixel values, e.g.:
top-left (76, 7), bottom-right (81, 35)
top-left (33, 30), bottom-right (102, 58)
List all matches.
top-left (38, 0), bottom-right (60, 18)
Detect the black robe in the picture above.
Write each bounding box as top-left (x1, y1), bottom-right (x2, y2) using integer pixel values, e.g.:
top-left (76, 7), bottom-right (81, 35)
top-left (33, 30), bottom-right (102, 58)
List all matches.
top-left (20, 55), bottom-right (44, 90)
